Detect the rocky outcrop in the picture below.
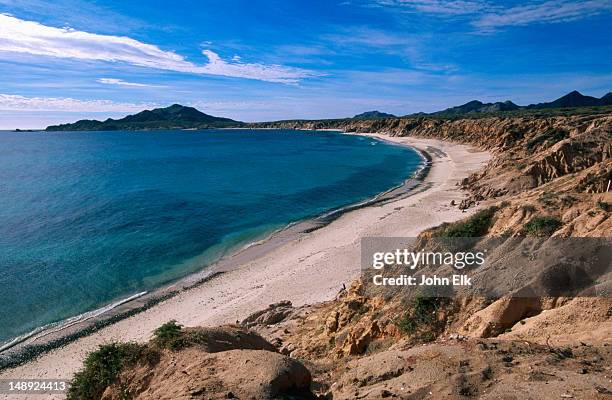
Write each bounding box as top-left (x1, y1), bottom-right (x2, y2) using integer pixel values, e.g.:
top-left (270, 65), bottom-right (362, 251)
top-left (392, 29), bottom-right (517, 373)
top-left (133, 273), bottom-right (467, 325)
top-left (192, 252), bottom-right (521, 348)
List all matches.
top-left (103, 349), bottom-right (312, 400)
top-left (241, 300), bottom-right (295, 328)
top-left (179, 325), bottom-right (277, 353)
top-left (92, 325), bottom-right (314, 400)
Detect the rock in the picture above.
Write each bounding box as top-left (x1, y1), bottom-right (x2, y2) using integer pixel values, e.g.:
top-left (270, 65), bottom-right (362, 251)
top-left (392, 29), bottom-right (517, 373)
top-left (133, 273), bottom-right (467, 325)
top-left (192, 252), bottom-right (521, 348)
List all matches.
top-left (241, 300), bottom-right (294, 327)
top-left (325, 311), bottom-right (339, 334)
top-left (182, 325), bottom-right (277, 353)
top-left (449, 333), bottom-right (467, 341)
top-left (459, 198), bottom-right (476, 210)
top-left (280, 342), bottom-right (296, 355)
top-left (460, 297), bottom-right (542, 338)
top-left (341, 321), bottom-right (381, 356)
top-left (107, 349), bottom-right (313, 400)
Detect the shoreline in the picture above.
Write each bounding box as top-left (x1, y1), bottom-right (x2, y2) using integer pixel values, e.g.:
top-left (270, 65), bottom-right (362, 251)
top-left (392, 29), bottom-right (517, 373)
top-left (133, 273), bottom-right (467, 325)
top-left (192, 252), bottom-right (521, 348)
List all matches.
top-left (0, 133), bottom-right (426, 365)
top-left (0, 133), bottom-right (490, 391)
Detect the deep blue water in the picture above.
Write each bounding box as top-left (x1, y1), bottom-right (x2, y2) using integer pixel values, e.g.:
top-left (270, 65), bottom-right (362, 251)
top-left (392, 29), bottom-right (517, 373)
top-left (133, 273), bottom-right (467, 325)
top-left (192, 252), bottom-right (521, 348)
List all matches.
top-left (0, 129), bottom-right (421, 343)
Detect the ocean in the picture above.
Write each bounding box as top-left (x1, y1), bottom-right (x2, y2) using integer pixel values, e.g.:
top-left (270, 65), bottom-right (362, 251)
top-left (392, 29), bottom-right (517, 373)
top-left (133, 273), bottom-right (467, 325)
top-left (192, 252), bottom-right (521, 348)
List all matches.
top-left (0, 129), bottom-right (422, 344)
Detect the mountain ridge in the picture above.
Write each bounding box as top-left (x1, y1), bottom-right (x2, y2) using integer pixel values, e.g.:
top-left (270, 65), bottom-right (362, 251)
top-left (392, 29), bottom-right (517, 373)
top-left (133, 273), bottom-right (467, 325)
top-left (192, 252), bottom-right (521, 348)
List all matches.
top-left (43, 91), bottom-right (612, 131)
top-left (355, 91), bottom-right (611, 119)
top-left (417, 90), bottom-right (612, 117)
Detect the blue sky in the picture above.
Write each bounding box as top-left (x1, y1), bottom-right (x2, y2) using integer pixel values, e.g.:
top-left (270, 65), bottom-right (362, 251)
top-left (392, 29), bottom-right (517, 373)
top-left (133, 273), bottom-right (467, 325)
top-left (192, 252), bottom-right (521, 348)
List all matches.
top-left (0, 0), bottom-right (611, 128)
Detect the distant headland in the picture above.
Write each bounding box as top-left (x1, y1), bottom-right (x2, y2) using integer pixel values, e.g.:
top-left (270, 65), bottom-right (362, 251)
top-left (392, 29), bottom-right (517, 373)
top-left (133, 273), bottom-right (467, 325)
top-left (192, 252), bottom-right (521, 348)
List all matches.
top-left (45, 104), bottom-right (244, 131)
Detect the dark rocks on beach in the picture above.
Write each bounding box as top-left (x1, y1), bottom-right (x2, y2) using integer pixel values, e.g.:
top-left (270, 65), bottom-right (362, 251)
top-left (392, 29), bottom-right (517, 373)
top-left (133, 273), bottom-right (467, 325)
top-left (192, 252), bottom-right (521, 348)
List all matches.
top-left (459, 198), bottom-right (476, 210)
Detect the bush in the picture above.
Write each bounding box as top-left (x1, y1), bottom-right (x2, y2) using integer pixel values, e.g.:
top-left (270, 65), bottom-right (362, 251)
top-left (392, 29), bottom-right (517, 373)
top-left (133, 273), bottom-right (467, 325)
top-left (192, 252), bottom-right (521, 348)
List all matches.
top-left (397, 296), bottom-right (441, 335)
top-left (521, 204), bottom-right (536, 212)
top-left (523, 216), bottom-right (562, 237)
top-left (67, 342), bottom-right (157, 400)
top-left (597, 201), bottom-right (610, 212)
top-left (538, 191), bottom-right (558, 207)
top-left (441, 207), bottom-right (497, 238)
top-left (152, 320), bottom-right (186, 350)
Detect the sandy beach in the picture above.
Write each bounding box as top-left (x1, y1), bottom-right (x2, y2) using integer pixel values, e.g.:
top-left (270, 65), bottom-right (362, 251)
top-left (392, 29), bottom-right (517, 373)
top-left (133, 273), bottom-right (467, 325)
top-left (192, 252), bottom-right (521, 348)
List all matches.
top-left (0, 134), bottom-right (490, 397)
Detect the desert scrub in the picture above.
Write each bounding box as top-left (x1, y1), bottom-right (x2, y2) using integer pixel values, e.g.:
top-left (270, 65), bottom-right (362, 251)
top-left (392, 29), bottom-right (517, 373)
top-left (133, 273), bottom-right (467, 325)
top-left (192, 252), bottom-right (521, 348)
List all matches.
top-left (152, 321), bottom-right (233, 350)
top-left (597, 201), bottom-right (610, 212)
top-left (538, 191), bottom-right (558, 207)
top-left (152, 320), bottom-right (186, 350)
top-left (441, 206), bottom-right (497, 238)
top-left (397, 296), bottom-right (442, 335)
top-left (67, 342), bottom-right (158, 400)
top-left (521, 204), bottom-right (536, 213)
top-left (523, 216), bottom-right (562, 237)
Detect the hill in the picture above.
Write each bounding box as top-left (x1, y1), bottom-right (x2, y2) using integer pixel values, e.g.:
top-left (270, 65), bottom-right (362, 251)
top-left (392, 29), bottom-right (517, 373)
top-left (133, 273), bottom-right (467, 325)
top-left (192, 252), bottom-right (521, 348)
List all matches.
top-left (527, 90), bottom-right (612, 109)
top-left (349, 91), bottom-right (611, 121)
top-left (415, 91), bottom-right (612, 118)
top-left (431, 100), bottom-right (520, 116)
top-left (45, 104), bottom-right (243, 131)
top-left (352, 110), bottom-right (396, 119)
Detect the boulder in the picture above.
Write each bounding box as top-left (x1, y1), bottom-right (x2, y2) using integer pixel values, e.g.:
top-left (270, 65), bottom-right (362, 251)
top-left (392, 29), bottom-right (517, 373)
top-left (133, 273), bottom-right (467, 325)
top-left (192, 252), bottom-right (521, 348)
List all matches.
top-left (104, 349), bottom-right (314, 400)
top-left (182, 325), bottom-right (277, 353)
top-left (242, 300), bottom-right (295, 327)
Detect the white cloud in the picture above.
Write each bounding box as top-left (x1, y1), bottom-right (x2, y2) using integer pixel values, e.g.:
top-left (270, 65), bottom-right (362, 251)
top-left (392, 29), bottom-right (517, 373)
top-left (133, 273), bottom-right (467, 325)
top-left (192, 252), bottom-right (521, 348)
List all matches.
top-left (474, 0), bottom-right (612, 30)
top-left (0, 93), bottom-right (156, 112)
top-left (373, 0), bottom-right (612, 29)
top-left (96, 78), bottom-right (157, 87)
top-left (375, 0), bottom-right (489, 15)
top-left (0, 14), bottom-right (317, 84)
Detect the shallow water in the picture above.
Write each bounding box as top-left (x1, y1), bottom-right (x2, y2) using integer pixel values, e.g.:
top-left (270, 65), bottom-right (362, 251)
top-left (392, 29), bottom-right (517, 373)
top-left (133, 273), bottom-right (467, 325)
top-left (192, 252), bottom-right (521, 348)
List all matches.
top-left (0, 129), bottom-right (421, 343)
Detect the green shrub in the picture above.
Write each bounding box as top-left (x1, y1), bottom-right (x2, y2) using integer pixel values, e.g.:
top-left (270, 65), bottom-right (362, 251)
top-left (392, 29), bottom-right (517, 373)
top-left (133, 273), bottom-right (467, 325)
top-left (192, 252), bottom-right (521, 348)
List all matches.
top-left (441, 207), bottom-right (497, 238)
top-left (538, 191), bottom-right (558, 207)
top-left (523, 216), bottom-right (562, 237)
top-left (67, 342), bottom-right (156, 400)
top-left (521, 204), bottom-right (536, 212)
top-left (597, 201), bottom-right (610, 212)
top-left (153, 320), bottom-right (186, 350)
top-left (397, 297), bottom-right (441, 335)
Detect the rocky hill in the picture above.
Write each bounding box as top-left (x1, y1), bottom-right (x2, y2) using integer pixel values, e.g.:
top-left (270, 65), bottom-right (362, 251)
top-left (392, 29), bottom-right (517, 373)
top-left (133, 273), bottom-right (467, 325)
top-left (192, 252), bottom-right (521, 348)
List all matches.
top-left (431, 100), bottom-right (520, 115)
top-left (352, 111), bottom-right (397, 119)
top-left (67, 113), bottom-right (611, 399)
top-left (527, 90), bottom-right (612, 109)
top-left (45, 104), bottom-right (243, 131)
top-left (426, 91), bottom-right (611, 116)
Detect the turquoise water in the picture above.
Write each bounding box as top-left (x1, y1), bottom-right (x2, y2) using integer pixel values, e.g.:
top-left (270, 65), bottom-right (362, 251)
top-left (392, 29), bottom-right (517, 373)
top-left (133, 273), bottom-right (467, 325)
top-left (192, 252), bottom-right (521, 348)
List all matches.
top-left (0, 129), bottom-right (421, 343)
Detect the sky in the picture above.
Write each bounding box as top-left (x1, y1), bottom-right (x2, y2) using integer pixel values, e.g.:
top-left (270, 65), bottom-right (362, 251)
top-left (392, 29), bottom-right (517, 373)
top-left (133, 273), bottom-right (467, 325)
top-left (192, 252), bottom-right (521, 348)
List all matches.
top-left (0, 0), bottom-right (611, 128)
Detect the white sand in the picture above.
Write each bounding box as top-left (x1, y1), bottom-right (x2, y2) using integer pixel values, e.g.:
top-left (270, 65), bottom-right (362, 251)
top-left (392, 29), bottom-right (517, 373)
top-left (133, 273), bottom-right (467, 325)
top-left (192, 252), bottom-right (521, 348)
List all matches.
top-left (0, 135), bottom-right (490, 398)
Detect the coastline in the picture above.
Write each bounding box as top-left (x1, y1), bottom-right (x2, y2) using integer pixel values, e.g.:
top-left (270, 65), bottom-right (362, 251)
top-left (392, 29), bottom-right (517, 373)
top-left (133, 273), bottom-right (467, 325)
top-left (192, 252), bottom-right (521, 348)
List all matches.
top-left (0, 132), bottom-right (424, 363)
top-left (0, 134), bottom-right (490, 393)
